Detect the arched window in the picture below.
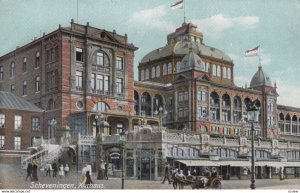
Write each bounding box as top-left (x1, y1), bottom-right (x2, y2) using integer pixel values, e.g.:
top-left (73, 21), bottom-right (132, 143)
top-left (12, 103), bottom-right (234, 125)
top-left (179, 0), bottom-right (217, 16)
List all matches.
top-left (233, 96), bottom-right (242, 123)
top-left (223, 66), bottom-right (227, 79)
top-left (217, 66), bottom-right (221, 77)
top-left (22, 57), bottom-right (27, 72)
top-left (141, 92), bottom-right (151, 116)
top-left (94, 51), bottom-right (110, 67)
top-left (145, 69), bottom-right (149, 80)
top-left (10, 62), bottom-right (15, 77)
top-left (210, 92), bottom-right (220, 121)
top-left (47, 99), bottom-right (53, 110)
top-left (35, 51), bottom-right (40, 68)
top-left (153, 94), bottom-right (163, 114)
top-left (93, 102), bottom-right (110, 112)
top-left (22, 81), bottom-right (27, 96)
top-left (212, 64), bottom-right (216, 76)
top-left (151, 67), bottom-right (155, 78)
top-left (163, 64), bottom-right (167, 75)
top-left (156, 66), bottom-right (160, 77)
top-left (141, 70), bottom-right (145, 81)
top-left (35, 76), bottom-right (40, 92)
top-left (222, 94), bottom-right (231, 122)
top-left (168, 63), bottom-right (172, 74)
top-left (134, 91), bottom-right (139, 115)
top-left (285, 114), bottom-right (291, 133)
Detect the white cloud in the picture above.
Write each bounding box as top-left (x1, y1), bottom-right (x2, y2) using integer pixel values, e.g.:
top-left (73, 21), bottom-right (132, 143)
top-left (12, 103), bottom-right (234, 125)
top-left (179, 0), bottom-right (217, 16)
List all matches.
top-left (191, 14), bottom-right (259, 39)
top-left (128, 5), bottom-right (175, 33)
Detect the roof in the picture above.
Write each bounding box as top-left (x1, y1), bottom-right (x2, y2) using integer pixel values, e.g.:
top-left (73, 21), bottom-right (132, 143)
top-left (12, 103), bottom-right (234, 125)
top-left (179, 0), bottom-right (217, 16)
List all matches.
top-left (178, 48), bottom-right (205, 73)
top-left (141, 40), bottom-right (232, 64)
top-left (250, 66), bottom-right (273, 88)
top-left (0, 91), bottom-right (43, 112)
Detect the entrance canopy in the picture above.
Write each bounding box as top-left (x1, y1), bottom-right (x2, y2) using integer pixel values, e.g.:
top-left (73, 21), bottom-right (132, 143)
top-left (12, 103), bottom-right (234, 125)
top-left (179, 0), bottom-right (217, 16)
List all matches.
top-left (216, 161), bottom-right (251, 167)
top-left (176, 160), bottom-right (219, 167)
top-left (255, 161), bottom-right (284, 167)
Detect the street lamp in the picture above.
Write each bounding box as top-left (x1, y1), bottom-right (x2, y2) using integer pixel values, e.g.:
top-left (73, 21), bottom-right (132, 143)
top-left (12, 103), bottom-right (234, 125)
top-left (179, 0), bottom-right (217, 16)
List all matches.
top-left (246, 101), bottom-right (260, 190)
top-left (95, 113), bottom-right (110, 180)
top-left (154, 106), bottom-right (167, 130)
top-left (120, 132), bottom-right (126, 189)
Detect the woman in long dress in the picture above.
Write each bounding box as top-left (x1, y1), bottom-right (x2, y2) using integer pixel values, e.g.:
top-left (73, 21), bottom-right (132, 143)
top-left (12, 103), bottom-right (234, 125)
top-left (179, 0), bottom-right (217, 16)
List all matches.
top-left (32, 159), bottom-right (38, 181)
top-left (59, 164), bottom-right (65, 178)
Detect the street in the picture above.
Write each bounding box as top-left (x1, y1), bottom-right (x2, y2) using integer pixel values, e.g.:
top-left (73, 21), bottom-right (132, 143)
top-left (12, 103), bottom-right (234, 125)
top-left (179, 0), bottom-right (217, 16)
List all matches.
top-left (1, 164), bottom-right (300, 189)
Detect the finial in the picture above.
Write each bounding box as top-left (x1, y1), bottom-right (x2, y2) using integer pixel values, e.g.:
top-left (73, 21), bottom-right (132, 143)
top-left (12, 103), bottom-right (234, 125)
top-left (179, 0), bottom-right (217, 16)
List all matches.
top-left (86, 22), bottom-right (89, 26)
top-left (71, 19), bottom-right (74, 23)
top-left (274, 81), bottom-right (277, 88)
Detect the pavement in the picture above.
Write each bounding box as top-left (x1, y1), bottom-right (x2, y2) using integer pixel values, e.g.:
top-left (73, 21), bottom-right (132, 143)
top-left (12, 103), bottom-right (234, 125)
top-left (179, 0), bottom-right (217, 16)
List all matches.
top-left (1, 164), bottom-right (300, 189)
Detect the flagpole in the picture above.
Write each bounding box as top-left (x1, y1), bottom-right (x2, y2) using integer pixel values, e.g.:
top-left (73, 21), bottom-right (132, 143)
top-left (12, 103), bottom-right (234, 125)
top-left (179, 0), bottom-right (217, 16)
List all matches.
top-left (258, 46), bottom-right (261, 67)
top-left (183, 0), bottom-right (186, 24)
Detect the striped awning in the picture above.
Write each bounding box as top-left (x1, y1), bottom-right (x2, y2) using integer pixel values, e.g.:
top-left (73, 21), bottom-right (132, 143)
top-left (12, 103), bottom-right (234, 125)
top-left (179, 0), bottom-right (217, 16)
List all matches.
top-left (285, 162), bottom-right (300, 167)
top-left (176, 160), bottom-right (219, 167)
top-left (255, 162), bottom-right (284, 167)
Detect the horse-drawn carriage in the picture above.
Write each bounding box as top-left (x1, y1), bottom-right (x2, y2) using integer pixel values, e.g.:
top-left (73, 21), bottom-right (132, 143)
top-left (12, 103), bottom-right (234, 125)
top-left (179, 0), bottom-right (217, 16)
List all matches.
top-left (173, 173), bottom-right (222, 189)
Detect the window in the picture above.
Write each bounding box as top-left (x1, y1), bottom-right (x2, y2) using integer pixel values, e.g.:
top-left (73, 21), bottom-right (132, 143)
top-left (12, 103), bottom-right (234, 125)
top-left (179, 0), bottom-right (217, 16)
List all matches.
top-left (223, 127), bottom-right (230, 135)
top-left (145, 69), bottom-right (149, 80)
top-left (0, 114), bottom-right (5, 127)
top-left (96, 74), bottom-right (104, 91)
top-left (14, 115), bottom-right (22, 130)
top-left (116, 57), bottom-right (123, 70)
top-left (11, 84), bottom-right (15, 94)
top-left (116, 78), bottom-right (123, 93)
top-left (212, 64), bottom-right (216, 76)
top-left (223, 67), bottom-right (227, 79)
top-left (91, 73), bottom-right (96, 89)
top-left (103, 76), bottom-right (109, 92)
top-left (35, 52), bottom-right (40, 68)
top-left (14, 137), bottom-right (21, 150)
top-left (0, 136), bottom-right (4, 149)
top-left (76, 48), bottom-right (83, 62)
top-left (93, 102), bottom-right (110, 112)
top-left (55, 46), bottom-right (59, 61)
top-left (197, 90), bottom-right (207, 102)
top-left (0, 66), bottom-right (3, 80)
top-left (163, 64), bottom-right (167, 75)
top-left (96, 52), bottom-right (104, 66)
top-left (176, 61), bottom-right (181, 72)
top-left (205, 63), bottom-right (210, 72)
top-left (10, 62), bottom-right (15, 77)
top-left (168, 63), bottom-right (172, 74)
top-left (22, 57), bottom-right (27, 72)
top-left (32, 117), bottom-right (40, 131)
top-left (141, 70), bottom-right (145, 81)
top-left (22, 81), bottom-right (27, 96)
top-left (197, 106), bottom-right (207, 120)
top-left (116, 123), bottom-right (124, 134)
top-left (75, 71), bottom-right (83, 88)
top-left (217, 66), bottom-right (221, 77)
top-left (151, 67), bottom-right (155, 78)
top-left (227, 68), bottom-right (231, 79)
top-left (156, 66), bottom-right (160, 77)
top-left (35, 76), bottom-right (40, 92)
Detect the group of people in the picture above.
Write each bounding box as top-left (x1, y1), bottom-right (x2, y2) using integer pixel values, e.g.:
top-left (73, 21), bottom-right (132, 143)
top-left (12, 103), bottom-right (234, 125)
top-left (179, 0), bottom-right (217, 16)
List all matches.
top-left (25, 159), bottom-right (70, 182)
top-left (97, 160), bottom-right (109, 180)
top-left (162, 163), bottom-right (198, 184)
top-left (44, 162), bottom-right (70, 178)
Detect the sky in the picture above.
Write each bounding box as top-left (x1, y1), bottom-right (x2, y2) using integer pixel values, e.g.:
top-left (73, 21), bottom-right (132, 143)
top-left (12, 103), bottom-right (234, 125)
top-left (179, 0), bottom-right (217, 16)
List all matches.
top-left (0, 0), bottom-right (300, 107)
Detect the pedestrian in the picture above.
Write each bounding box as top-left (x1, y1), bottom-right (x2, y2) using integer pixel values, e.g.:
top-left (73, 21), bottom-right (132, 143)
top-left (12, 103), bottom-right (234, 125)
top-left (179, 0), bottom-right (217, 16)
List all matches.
top-left (58, 164), bottom-right (65, 178)
top-left (162, 163), bottom-right (171, 184)
top-left (52, 162), bottom-right (57, 178)
top-left (25, 162), bottom-right (32, 181)
top-left (97, 160), bottom-right (105, 180)
top-left (104, 162), bottom-right (108, 180)
top-left (64, 164), bottom-right (69, 176)
top-left (82, 171), bottom-right (93, 185)
top-left (32, 159), bottom-right (39, 181)
top-left (81, 164), bottom-right (88, 182)
top-left (45, 162), bottom-right (52, 177)
top-left (192, 168), bottom-right (197, 176)
top-left (172, 168), bottom-right (179, 189)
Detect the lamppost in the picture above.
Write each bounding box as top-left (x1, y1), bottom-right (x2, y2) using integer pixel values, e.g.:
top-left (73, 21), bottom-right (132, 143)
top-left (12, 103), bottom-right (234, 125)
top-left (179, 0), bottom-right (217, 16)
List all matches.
top-left (246, 101), bottom-right (260, 190)
top-left (154, 106), bottom-right (167, 130)
top-left (95, 113), bottom-right (110, 180)
top-left (120, 132), bottom-right (126, 189)
top-left (182, 126), bottom-right (187, 142)
top-left (50, 118), bottom-right (57, 143)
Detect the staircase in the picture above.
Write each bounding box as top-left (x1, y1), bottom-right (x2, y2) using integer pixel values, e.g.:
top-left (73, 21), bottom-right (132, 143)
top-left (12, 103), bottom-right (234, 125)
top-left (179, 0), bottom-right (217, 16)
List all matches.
top-left (21, 144), bottom-right (63, 169)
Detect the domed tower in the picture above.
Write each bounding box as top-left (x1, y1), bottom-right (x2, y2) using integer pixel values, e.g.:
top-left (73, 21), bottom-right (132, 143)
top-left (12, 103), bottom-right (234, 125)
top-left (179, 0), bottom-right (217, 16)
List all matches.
top-left (249, 66), bottom-right (279, 140)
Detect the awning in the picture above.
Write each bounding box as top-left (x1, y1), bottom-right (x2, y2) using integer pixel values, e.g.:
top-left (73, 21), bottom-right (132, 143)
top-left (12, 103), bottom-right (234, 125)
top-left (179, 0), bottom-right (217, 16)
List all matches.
top-left (255, 161), bottom-right (284, 167)
top-left (176, 160), bottom-right (219, 167)
top-left (216, 161), bottom-right (251, 167)
top-left (285, 162), bottom-right (300, 167)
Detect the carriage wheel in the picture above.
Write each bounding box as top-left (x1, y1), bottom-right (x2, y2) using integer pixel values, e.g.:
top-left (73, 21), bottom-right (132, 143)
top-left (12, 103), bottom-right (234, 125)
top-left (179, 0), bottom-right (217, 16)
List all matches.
top-left (211, 179), bottom-right (221, 189)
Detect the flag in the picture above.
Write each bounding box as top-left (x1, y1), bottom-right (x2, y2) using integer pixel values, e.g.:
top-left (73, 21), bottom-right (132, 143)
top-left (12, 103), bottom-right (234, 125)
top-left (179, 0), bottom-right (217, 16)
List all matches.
top-left (171, 0), bottom-right (183, 10)
top-left (245, 45), bottom-right (260, 57)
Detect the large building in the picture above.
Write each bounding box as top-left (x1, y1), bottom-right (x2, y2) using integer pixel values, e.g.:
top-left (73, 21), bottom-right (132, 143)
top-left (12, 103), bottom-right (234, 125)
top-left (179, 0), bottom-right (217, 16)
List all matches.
top-left (0, 21), bottom-right (300, 180)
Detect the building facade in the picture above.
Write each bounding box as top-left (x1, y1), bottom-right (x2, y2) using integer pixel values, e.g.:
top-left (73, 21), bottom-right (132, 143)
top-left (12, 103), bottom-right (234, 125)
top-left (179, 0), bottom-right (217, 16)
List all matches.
top-left (0, 91), bottom-right (44, 163)
top-left (0, 21), bottom-right (300, 180)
